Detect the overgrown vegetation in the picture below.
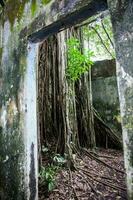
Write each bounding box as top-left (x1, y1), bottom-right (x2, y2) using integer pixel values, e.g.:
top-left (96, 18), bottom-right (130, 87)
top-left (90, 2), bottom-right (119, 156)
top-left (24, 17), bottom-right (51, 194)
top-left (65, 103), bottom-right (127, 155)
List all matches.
top-left (83, 14), bottom-right (115, 60)
top-left (38, 14), bottom-right (123, 199)
top-left (66, 37), bottom-right (94, 81)
top-left (39, 149), bottom-right (66, 193)
top-left (39, 165), bottom-right (58, 192)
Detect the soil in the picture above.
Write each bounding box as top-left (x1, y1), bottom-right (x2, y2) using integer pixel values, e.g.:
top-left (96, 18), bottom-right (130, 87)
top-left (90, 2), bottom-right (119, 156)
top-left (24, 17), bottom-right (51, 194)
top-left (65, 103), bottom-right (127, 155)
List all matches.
top-left (39, 148), bottom-right (127, 200)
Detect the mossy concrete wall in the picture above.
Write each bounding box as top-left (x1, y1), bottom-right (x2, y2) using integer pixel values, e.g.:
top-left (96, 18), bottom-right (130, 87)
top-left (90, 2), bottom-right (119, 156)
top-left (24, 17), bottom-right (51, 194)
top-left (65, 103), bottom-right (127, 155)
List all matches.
top-left (0, 0), bottom-right (107, 199)
top-left (108, 0), bottom-right (133, 198)
top-left (0, 0), bottom-right (133, 199)
top-left (92, 59), bottom-right (122, 136)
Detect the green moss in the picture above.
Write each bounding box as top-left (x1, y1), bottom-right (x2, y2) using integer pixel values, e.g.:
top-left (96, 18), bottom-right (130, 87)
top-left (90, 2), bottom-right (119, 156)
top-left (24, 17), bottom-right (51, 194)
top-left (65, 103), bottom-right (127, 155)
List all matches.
top-left (19, 54), bottom-right (27, 75)
top-left (0, 39), bottom-right (28, 108)
top-left (3, 0), bottom-right (52, 27)
top-left (0, 47), bottom-right (3, 58)
top-left (0, 38), bottom-right (26, 195)
top-left (31, 0), bottom-right (37, 16)
top-left (3, 0), bottom-right (43, 27)
top-left (0, 117), bottom-right (24, 199)
top-left (0, 47), bottom-right (3, 65)
top-left (5, 0), bottom-right (28, 27)
top-left (42, 0), bottom-right (52, 5)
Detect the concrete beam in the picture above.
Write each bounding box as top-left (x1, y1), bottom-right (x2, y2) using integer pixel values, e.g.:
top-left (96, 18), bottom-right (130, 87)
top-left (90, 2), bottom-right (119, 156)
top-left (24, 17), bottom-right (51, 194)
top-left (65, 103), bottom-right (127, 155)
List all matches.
top-left (20, 0), bottom-right (107, 43)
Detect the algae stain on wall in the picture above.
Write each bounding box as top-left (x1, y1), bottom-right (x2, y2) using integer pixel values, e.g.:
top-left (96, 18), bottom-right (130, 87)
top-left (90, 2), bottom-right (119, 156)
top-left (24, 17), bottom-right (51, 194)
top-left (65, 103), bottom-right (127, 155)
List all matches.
top-left (0, 21), bottom-right (29, 198)
top-left (2, 0), bottom-right (52, 28)
top-left (4, 0), bottom-right (29, 27)
top-left (0, 117), bottom-right (25, 200)
top-left (42, 0), bottom-right (52, 5)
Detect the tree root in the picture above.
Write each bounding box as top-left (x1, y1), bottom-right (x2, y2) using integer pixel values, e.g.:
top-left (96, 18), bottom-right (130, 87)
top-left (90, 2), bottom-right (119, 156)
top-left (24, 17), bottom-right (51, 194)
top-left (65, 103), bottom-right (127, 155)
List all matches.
top-left (69, 169), bottom-right (80, 200)
top-left (83, 148), bottom-right (124, 174)
top-left (93, 108), bottom-right (122, 148)
top-left (78, 167), bottom-right (126, 192)
top-left (69, 145), bottom-right (125, 192)
top-left (78, 171), bottom-right (99, 197)
top-left (90, 150), bottom-right (115, 159)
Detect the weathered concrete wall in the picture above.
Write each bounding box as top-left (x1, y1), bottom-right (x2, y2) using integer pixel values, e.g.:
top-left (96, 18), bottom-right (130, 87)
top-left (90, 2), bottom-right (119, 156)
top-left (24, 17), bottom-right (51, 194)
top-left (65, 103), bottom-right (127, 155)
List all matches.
top-left (92, 59), bottom-right (122, 136)
top-left (108, 0), bottom-right (133, 199)
top-left (1, 0), bottom-right (133, 199)
top-left (0, 0), bottom-right (107, 199)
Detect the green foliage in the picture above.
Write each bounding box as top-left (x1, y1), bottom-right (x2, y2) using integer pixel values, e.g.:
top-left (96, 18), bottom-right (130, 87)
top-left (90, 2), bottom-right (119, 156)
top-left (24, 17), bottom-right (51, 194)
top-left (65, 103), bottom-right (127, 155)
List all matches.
top-left (39, 164), bottom-right (58, 192)
top-left (66, 37), bottom-right (94, 82)
top-left (31, 0), bottom-right (37, 16)
top-left (83, 15), bottom-right (115, 60)
top-left (39, 151), bottom-right (66, 192)
top-left (42, 0), bottom-right (52, 5)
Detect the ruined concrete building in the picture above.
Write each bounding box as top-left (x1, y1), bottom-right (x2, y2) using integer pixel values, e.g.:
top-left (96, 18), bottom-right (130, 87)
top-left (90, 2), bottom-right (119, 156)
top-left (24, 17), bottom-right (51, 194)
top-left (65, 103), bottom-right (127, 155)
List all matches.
top-left (0, 0), bottom-right (133, 199)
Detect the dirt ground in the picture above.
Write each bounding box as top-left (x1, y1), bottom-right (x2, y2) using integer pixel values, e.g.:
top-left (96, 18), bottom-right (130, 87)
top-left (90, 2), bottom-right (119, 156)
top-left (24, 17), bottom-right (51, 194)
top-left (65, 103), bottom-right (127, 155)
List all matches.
top-left (39, 149), bottom-right (127, 200)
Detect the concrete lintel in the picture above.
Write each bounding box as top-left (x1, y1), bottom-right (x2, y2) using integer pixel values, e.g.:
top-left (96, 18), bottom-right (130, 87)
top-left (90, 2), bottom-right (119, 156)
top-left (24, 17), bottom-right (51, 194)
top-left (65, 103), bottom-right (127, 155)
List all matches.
top-left (20, 0), bottom-right (107, 43)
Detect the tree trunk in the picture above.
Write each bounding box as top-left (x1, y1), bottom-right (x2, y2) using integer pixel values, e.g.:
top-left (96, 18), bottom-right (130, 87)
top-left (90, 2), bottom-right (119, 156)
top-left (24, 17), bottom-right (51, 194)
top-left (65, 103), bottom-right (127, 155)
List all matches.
top-left (38, 25), bottom-right (122, 164)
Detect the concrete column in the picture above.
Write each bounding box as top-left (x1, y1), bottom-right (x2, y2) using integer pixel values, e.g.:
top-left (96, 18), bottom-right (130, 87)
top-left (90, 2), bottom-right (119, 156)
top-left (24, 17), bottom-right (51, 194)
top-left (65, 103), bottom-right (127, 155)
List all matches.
top-left (24, 43), bottom-right (38, 199)
top-left (107, 0), bottom-right (133, 198)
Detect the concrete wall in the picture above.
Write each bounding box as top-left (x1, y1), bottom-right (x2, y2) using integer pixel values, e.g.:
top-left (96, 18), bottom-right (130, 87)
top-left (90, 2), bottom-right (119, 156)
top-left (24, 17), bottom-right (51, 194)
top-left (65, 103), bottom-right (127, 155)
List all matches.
top-left (108, 0), bottom-right (133, 198)
top-left (0, 0), bottom-right (133, 198)
top-left (0, 0), bottom-right (107, 199)
top-left (92, 59), bottom-right (122, 136)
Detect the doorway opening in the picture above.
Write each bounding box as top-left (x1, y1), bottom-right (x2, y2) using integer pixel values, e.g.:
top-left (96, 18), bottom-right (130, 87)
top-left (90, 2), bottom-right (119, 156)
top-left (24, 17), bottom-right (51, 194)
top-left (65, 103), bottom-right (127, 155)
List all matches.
top-left (37, 11), bottom-right (127, 200)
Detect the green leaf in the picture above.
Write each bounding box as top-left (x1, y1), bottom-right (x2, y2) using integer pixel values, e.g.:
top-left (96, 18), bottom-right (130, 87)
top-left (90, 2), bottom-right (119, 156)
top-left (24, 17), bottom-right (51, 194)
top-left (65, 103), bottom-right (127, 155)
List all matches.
top-left (66, 37), bottom-right (94, 82)
top-left (48, 181), bottom-right (55, 191)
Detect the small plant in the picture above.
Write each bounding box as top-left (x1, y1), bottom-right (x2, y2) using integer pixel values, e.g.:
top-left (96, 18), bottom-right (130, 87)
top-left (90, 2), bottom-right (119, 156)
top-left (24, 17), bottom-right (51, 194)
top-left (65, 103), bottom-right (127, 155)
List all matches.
top-left (53, 154), bottom-right (67, 166)
top-left (66, 37), bottom-right (94, 82)
top-left (42, 145), bottom-right (49, 153)
top-left (39, 164), bottom-right (58, 192)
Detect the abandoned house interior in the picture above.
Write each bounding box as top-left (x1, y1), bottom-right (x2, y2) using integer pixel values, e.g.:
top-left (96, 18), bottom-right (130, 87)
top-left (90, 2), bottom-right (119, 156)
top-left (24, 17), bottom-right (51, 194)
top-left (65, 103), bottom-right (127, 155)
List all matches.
top-left (0, 0), bottom-right (133, 200)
